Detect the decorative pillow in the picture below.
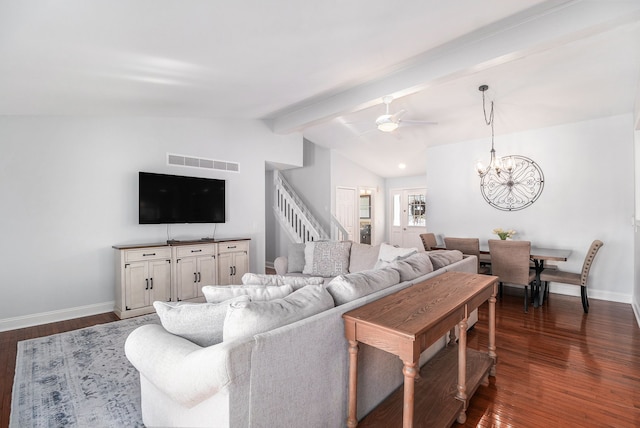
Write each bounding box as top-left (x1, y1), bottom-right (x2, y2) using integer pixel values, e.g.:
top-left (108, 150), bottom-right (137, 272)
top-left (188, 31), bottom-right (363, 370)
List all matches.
top-left (153, 295), bottom-right (250, 347)
top-left (388, 252), bottom-right (434, 282)
top-left (287, 243), bottom-right (306, 273)
top-left (240, 273), bottom-right (324, 289)
top-left (374, 243), bottom-right (419, 269)
top-left (223, 285), bottom-right (335, 342)
top-left (428, 250), bottom-right (464, 270)
top-left (241, 273), bottom-right (281, 286)
top-left (278, 275), bottom-right (325, 290)
top-left (302, 241), bottom-right (352, 277)
top-left (202, 284), bottom-right (294, 303)
top-left (326, 267), bottom-right (400, 305)
top-left (349, 243), bottom-right (381, 273)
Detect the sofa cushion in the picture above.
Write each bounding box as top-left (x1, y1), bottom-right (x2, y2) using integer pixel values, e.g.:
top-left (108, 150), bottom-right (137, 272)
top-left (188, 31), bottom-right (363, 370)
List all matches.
top-left (389, 252), bottom-right (435, 282)
top-left (202, 284), bottom-right (294, 303)
top-left (326, 267), bottom-right (400, 305)
top-left (287, 243), bottom-right (306, 273)
top-left (241, 273), bottom-right (324, 289)
top-left (223, 285), bottom-right (335, 342)
top-left (153, 295), bottom-right (250, 347)
top-left (302, 241), bottom-right (352, 277)
top-left (349, 242), bottom-right (381, 273)
top-left (428, 250), bottom-right (464, 270)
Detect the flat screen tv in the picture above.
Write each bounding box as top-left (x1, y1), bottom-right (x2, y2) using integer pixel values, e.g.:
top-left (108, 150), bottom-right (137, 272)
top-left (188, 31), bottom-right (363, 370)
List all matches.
top-left (139, 172), bottom-right (225, 224)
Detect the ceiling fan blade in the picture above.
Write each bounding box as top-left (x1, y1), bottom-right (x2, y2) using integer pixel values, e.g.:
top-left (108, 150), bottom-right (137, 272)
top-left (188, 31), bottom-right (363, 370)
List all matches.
top-left (399, 119), bottom-right (438, 125)
top-left (392, 109), bottom-right (407, 121)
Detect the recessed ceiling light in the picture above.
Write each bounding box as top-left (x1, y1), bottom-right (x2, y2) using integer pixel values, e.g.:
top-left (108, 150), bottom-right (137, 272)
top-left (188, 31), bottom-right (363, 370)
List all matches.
top-left (398, 163), bottom-right (406, 169)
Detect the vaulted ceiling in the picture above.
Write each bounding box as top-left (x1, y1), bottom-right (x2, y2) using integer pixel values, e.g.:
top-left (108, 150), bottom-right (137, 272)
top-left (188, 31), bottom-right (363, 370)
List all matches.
top-left (1, 1), bottom-right (639, 177)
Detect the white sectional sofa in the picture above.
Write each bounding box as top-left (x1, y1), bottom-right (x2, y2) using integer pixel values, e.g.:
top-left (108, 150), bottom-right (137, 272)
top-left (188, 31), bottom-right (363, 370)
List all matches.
top-left (125, 242), bottom-right (478, 427)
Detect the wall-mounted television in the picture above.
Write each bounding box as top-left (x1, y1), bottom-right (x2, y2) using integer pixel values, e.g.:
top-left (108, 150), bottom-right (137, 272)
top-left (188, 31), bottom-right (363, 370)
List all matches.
top-left (139, 172), bottom-right (225, 224)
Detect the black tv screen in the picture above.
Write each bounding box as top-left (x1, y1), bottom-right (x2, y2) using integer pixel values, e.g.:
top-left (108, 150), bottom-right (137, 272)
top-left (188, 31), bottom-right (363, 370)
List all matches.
top-left (139, 172), bottom-right (225, 224)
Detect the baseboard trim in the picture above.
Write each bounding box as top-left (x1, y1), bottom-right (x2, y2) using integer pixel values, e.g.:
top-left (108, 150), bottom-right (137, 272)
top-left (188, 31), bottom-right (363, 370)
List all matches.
top-left (632, 300), bottom-right (640, 328)
top-left (0, 301), bottom-right (115, 332)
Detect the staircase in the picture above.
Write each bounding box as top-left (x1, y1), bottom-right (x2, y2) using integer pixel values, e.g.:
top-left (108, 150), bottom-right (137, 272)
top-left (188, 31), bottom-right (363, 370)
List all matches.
top-left (273, 170), bottom-right (349, 243)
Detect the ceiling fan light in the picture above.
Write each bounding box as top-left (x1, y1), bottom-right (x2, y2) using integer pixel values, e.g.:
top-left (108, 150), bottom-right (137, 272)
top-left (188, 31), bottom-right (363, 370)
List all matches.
top-left (376, 115), bottom-right (398, 132)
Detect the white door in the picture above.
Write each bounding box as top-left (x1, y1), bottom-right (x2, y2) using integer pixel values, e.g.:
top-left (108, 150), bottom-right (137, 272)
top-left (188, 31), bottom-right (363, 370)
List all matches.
top-left (389, 188), bottom-right (427, 248)
top-left (336, 187), bottom-right (357, 241)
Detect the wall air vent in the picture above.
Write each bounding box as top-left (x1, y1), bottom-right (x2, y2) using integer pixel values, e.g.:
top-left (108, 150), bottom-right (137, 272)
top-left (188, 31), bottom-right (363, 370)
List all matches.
top-left (167, 153), bottom-right (240, 173)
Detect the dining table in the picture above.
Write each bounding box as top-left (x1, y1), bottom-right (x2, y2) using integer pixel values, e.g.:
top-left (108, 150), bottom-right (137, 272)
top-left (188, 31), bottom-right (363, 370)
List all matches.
top-left (445, 243), bottom-right (572, 307)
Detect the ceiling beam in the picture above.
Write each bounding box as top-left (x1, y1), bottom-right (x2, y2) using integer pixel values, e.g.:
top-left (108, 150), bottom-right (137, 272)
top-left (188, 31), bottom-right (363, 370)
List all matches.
top-left (268, 0), bottom-right (640, 134)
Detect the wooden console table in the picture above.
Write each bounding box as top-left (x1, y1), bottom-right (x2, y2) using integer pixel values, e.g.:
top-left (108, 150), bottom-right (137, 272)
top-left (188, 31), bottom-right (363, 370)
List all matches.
top-left (342, 271), bottom-right (498, 428)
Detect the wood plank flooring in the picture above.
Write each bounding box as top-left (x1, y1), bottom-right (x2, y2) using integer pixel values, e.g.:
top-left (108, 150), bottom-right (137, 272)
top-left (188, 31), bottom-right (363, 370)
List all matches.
top-left (0, 293), bottom-right (638, 427)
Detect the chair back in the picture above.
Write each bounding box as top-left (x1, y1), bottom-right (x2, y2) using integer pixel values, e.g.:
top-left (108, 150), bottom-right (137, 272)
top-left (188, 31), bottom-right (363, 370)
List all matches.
top-left (488, 239), bottom-right (532, 286)
top-left (580, 240), bottom-right (603, 286)
top-left (420, 233), bottom-right (437, 251)
top-left (444, 237), bottom-right (481, 269)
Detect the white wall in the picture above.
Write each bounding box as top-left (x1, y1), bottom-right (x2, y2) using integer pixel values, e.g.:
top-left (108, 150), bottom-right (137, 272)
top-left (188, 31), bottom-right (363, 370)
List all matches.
top-left (0, 116), bottom-right (302, 328)
top-left (427, 114), bottom-right (634, 303)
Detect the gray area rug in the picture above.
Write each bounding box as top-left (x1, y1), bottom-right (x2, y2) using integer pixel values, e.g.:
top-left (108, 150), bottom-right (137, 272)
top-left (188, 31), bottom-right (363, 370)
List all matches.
top-left (10, 314), bottom-right (160, 428)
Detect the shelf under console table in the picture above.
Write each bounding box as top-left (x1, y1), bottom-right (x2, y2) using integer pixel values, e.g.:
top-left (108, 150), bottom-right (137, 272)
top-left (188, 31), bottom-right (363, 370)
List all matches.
top-left (342, 271), bottom-right (498, 428)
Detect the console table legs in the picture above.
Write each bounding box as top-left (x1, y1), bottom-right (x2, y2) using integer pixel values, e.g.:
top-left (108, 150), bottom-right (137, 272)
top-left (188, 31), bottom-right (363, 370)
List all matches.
top-left (347, 340), bottom-right (359, 428)
top-left (401, 361), bottom-right (418, 428)
top-left (456, 317), bottom-right (468, 424)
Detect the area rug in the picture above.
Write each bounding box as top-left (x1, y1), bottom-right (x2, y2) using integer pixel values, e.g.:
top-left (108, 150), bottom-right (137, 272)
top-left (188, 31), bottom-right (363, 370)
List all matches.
top-left (10, 313), bottom-right (160, 428)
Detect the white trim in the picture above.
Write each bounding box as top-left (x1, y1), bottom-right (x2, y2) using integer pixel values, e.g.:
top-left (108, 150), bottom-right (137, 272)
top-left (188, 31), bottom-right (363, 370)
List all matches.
top-left (549, 283), bottom-right (632, 304)
top-left (0, 301), bottom-right (115, 332)
top-left (633, 300), bottom-right (640, 328)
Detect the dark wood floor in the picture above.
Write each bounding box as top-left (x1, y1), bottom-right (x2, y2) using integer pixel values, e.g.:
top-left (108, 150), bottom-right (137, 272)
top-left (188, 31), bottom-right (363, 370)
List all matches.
top-left (1, 293), bottom-right (639, 427)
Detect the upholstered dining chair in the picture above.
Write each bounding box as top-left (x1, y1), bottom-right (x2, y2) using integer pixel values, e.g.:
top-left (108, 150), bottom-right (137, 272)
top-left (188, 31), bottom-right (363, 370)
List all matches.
top-left (420, 233), bottom-right (437, 251)
top-left (488, 239), bottom-right (537, 313)
top-left (443, 237), bottom-right (491, 275)
top-left (540, 240), bottom-right (603, 313)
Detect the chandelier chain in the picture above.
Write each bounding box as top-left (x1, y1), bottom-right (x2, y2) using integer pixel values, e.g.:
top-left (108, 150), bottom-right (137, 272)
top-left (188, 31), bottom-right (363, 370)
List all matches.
top-left (482, 89), bottom-right (495, 150)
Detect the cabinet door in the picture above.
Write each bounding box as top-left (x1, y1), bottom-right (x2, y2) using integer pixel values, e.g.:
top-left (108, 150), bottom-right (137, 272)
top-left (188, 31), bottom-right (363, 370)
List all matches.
top-left (149, 259), bottom-right (172, 303)
top-left (175, 257), bottom-right (199, 301)
top-left (233, 251), bottom-right (249, 280)
top-left (125, 261), bottom-right (149, 310)
top-left (198, 255), bottom-right (217, 295)
top-left (217, 252), bottom-right (234, 286)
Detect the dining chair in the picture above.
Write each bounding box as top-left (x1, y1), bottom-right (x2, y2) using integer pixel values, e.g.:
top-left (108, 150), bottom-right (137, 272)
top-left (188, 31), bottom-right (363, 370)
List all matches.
top-left (539, 240), bottom-right (603, 313)
top-left (420, 233), bottom-right (437, 251)
top-left (443, 237), bottom-right (491, 275)
top-left (488, 239), bottom-right (537, 312)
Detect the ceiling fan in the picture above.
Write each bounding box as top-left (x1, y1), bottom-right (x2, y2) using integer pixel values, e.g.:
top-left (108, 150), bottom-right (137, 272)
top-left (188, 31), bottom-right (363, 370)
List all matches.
top-left (375, 96), bottom-right (437, 132)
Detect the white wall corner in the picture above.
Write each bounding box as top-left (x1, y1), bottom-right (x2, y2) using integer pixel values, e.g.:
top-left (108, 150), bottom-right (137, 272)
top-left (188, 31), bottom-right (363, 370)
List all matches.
top-left (633, 299), bottom-right (640, 328)
top-left (0, 301), bottom-right (115, 332)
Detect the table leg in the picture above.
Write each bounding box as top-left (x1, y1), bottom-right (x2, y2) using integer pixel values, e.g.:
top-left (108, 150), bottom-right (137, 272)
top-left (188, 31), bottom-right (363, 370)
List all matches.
top-left (402, 361), bottom-right (417, 428)
top-left (456, 317), bottom-right (468, 424)
top-left (347, 340), bottom-right (359, 428)
top-left (533, 260), bottom-right (545, 307)
top-left (489, 284), bottom-right (497, 376)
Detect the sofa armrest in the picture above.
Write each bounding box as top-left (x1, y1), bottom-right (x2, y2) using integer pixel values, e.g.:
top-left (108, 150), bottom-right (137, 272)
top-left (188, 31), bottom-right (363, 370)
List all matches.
top-left (125, 324), bottom-right (253, 408)
top-left (274, 256), bottom-right (288, 275)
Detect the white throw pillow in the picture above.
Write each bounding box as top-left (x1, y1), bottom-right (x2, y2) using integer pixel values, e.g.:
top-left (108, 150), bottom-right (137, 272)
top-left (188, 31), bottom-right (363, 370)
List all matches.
top-left (302, 241), bottom-right (352, 277)
top-left (240, 273), bottom-right (323, 289)
top-left (223, 285), bottom-right (335, 342)
top-left (202, 284), bottom-right (294, 303)
top-left (326, 267), bottom-right (400, 305)
top-left (153, 295), bottom-right (250, 347)
top-left (241, 273), bottom-right (281, 286)
top-left (278, 275), bottom-right (324, 289)
top-left (375, 243), bottom-right (419, 269)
